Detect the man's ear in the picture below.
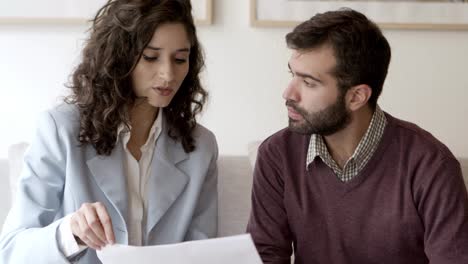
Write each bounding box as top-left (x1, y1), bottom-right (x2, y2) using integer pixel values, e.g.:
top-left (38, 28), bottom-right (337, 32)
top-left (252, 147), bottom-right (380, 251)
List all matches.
top-left (346, 84), bottom-right (372, 111)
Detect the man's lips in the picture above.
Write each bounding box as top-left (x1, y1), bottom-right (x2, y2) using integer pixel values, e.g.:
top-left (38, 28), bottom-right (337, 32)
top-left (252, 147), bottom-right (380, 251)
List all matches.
top-left (287, 106), bottom-right (303, 120)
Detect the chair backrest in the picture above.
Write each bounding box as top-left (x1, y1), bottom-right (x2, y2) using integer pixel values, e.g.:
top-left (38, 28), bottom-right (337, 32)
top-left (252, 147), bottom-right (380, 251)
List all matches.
top-left (5, 141), bottom-right (468, 238)
top-left (0, 158), bottom-right (11, 231)
top-left (7, 142), bottom-right (29, 204)
top-left (459, 158), bottom-right (468, 187)
top-left (217, 155), bottom-right (253, 237)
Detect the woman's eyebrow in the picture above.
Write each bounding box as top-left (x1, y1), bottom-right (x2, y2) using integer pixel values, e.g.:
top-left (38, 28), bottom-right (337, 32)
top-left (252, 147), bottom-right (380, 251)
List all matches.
top-left (146, 45), bottom-right (190, 52)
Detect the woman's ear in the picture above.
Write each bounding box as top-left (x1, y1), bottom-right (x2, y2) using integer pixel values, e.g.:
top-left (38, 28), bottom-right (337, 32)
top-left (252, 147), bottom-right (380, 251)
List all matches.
top-left (346, 84), bottom-right (372, 112)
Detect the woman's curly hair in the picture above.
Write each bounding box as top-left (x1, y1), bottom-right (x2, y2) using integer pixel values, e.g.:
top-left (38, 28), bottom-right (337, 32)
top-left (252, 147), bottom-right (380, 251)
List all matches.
top-left (65, 0), bottom-right (207, 156)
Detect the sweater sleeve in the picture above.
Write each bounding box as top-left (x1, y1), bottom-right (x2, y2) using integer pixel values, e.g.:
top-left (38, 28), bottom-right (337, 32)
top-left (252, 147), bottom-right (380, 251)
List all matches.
top-left (246, 142), bottom-right (293, 264)
top-left (415, 157), bottom-right (468, 263)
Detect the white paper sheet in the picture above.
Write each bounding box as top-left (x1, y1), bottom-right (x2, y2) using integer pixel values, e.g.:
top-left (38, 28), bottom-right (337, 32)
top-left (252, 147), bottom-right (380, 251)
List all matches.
top-left (97, 234), bottom-right (263, 264)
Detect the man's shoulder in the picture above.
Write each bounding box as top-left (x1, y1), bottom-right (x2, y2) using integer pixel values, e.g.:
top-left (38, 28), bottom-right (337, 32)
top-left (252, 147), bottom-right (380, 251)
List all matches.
top-left (258, 127), bottom-right (309, 159)
top-left (386, 113), bottom-right (455, 161)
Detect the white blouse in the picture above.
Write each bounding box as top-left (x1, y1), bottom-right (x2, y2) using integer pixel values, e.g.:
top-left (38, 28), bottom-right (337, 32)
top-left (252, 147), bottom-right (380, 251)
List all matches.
top-left (58, 110), bottom-right (162, 256)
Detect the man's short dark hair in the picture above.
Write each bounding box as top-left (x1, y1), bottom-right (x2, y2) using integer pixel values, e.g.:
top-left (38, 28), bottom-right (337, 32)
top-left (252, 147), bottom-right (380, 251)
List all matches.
top-left (286, 8), bottom-right (391, 109)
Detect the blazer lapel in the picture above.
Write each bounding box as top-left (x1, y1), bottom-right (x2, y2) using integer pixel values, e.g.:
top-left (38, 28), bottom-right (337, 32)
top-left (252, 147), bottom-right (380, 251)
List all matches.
top-left (145, 120), bottom-right (188, 235)
top-left (86, 144), bottom-right (128, 225)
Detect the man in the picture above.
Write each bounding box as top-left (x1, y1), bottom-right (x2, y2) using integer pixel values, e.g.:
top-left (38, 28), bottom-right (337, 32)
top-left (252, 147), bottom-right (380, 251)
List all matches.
top-left (247, 8), bottom-right (468, 264)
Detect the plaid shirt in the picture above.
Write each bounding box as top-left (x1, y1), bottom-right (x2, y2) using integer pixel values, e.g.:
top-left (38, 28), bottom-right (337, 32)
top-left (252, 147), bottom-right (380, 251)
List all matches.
top-left (306, 106), bottom-right (387, 182)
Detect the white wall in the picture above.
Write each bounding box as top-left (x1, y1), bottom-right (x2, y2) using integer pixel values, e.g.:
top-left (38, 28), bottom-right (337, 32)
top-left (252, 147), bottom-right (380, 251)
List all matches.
top-left (1, 0), bottom-right (467, 159)
top-left (0, 24), bottom-right (86, 158)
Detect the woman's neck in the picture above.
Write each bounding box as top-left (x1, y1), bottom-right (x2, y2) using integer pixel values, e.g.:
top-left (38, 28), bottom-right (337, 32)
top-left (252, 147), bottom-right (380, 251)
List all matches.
top-left (128, 100), bottom-right (159, 147)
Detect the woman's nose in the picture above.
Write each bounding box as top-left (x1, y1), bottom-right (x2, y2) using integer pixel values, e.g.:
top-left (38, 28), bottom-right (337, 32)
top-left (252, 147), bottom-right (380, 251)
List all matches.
top-left (157, 61), bottom-right (175, 84)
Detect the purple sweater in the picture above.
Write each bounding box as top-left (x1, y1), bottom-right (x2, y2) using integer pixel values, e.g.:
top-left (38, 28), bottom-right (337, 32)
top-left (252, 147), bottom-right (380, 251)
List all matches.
top-left (247, 113), bottom-right (468, 264)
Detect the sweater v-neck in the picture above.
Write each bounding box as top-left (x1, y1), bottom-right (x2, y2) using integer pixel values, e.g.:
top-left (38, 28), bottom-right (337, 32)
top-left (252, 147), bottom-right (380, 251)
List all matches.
top-left (308, 113), bottom-right (396, 194)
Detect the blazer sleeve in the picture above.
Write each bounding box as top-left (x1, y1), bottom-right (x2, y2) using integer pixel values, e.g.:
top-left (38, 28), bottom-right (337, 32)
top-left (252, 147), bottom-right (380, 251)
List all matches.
top-left (0, 111), bottom-right (73, 263)
top-left (184, 132), bottom-right (218, 240)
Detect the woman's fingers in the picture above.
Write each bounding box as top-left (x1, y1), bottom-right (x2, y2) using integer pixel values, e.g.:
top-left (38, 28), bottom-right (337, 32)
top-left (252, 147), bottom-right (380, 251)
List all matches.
top-left (95, 202), bottom-right (115, 244)
top-left (73, 211), bottom-right (103, 250)
top-left (83, 205), bottom-right (107, 245)
top-left (70, 202), bottom-right (114, 250)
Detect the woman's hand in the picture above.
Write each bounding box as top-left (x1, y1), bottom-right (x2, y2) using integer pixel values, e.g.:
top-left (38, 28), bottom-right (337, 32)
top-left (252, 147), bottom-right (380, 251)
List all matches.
top-left (70, 202), bottom-right (115, 250)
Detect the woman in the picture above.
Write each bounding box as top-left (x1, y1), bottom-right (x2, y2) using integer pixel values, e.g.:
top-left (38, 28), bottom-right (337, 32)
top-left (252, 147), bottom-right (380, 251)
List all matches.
top-left (0, 0), bottom-right (218, 263)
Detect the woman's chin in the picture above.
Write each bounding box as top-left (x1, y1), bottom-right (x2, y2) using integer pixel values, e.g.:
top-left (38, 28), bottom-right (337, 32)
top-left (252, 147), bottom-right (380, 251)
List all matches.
top-left (147, 99), bottom-right (171, 108)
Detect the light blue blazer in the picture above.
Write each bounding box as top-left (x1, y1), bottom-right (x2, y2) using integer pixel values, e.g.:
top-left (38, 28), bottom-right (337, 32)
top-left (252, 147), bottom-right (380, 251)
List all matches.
top-left (0, 104), bottom-right (218, 263)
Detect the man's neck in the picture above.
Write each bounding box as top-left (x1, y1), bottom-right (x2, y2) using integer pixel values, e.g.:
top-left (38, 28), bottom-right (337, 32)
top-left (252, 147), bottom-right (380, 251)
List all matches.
top-left (323, 106), bottom-right (374, 168)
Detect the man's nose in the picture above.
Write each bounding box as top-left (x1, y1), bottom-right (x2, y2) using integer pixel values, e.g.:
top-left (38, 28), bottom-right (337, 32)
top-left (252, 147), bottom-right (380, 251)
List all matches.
top-left (282, 79), bottom-right (300, 102)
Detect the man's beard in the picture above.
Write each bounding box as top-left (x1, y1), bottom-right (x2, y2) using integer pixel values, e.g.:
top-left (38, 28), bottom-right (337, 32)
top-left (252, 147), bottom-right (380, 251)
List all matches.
top-left (286, 92), bottom-right (351, 135)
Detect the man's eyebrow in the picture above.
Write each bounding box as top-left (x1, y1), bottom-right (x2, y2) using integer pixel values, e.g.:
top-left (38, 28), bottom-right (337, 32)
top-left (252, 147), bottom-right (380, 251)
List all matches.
top-left (288, 63), bottom-right (323, 83)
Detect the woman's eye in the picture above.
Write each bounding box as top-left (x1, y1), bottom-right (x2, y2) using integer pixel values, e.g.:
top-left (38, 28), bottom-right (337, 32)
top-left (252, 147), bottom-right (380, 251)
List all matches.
top-left (175, 58), bottom-right (188, 64)
top-left (143, 54), bottom-right (158, 61)
top-left (288, 70), bottom-right (294, 76)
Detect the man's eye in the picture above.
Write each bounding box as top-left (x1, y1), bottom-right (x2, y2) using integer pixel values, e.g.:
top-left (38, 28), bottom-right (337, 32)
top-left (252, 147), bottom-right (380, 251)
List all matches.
top-left (304, 80), bottom-right (315, 88)
top-left (143, 54), bottom-right (158, 61)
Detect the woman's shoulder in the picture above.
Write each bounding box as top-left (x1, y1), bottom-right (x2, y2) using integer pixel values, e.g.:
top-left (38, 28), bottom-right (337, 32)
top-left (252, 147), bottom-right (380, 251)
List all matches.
top-left (192, 124), bottom-right (218, 154)
top-left (193, 124), bottom-right (216, 142)
top-left (48, 102), bottom-right (79, 117)
top-left (39, 103), bottom-right (80, 135)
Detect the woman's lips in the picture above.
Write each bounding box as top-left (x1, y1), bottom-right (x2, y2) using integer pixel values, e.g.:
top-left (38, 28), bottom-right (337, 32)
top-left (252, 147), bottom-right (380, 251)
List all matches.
top-left (153, 87), bottom-right (173, 96)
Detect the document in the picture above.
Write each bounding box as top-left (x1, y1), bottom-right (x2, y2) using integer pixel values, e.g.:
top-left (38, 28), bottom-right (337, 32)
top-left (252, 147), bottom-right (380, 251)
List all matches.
top-left (97, 234), bottom-right (263, 264)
